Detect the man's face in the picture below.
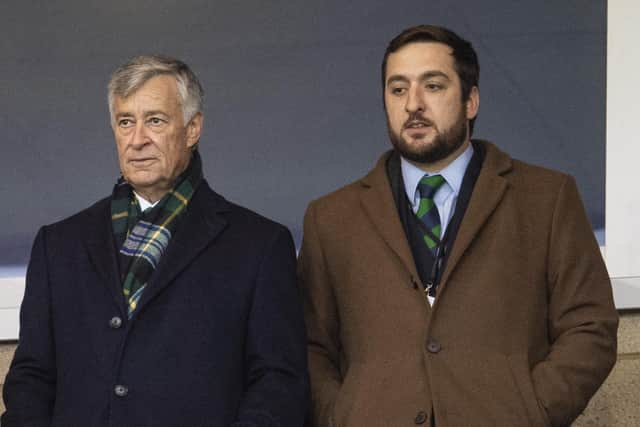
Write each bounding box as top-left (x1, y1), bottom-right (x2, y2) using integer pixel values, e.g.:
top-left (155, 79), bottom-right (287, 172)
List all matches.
top-left (384, 42), bottom-right (478, 167)
top-left (112, 75), bottom-right (202, 202)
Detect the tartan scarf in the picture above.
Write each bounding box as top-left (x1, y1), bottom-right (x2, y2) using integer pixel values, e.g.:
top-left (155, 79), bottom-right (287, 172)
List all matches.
top-left (111, 150), bottom-right (203, 317)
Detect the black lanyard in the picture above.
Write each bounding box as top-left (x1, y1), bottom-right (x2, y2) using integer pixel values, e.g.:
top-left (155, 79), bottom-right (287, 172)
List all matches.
top-left (387, 142), bottom-right (485, 299)
top-left (408, 199), bottom-right (451, 297)
top-left (405, 143), bottom-right (485, 298)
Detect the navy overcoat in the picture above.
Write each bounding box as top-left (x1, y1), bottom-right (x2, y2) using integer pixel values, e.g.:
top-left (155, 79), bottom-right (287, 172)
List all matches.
top-left (2, 181), bottom-right (309, 426)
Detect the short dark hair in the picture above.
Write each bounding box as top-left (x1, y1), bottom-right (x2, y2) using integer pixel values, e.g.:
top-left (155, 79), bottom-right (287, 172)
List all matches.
top-left (382, 25), bottom-right (480, 134)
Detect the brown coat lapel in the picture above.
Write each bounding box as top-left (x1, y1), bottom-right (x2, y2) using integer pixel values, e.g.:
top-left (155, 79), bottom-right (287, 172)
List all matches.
top-left (358, 153), bottom-right (420, 283)
top-left (438, 142), bottom-right (512, 295)
top-left (357, 142), bottom-right (514, 294)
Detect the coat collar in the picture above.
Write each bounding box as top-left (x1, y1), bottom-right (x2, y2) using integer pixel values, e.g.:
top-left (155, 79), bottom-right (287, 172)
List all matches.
top-left (358, 140), bottom-right (513, 289)
top-left (359, 151), bottom-right (421, 282)
top-left (83, 180), bottom-right (230, 317)
top-left (84, 201), bottom-right (127, 314)
top-left (135, 181), bottom-right (230, 315)
top-left (437, 141), bottom-right (512, 289)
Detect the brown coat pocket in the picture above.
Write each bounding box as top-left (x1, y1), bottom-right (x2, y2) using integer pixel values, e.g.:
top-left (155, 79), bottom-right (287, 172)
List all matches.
top-left (507, 354), bottom-right (552, 427)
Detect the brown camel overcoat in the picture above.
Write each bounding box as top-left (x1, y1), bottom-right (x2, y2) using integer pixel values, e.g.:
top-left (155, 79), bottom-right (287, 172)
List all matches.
top-left (298, 141), bottom-right (618, 427)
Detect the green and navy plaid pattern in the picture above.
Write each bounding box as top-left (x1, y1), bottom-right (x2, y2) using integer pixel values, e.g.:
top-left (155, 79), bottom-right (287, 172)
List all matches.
top-left (111, 151), bottom-right (203, 317)
top-left (416, 174), bottom-right (446, 252)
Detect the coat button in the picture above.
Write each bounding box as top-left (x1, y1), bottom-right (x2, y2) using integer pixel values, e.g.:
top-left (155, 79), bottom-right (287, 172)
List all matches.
top-left (427, 339), bottom-right (441, 353)
top-left (114, 384), bottom-right (128, 397)
top-left (415, 411), bottom-right (428, 424)
top-left (109, 316), bottom-right (123, 329)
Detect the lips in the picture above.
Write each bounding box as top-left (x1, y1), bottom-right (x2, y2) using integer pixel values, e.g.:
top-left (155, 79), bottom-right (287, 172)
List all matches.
top-left (404, 121), bottom-right (430, 129)
top-left (129, 157), bottom-right (157, 166)
top-left (403, 116), bottom-right (434, 130)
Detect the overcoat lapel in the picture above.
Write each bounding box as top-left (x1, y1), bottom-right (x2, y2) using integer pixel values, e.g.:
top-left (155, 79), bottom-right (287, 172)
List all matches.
top-left (84, 204), bottom-right (127, 314)
top-left (438, 142), bottom-right (513, 290)
top-left (359, 153), bottom-right (420, 282)
top-left (134, 183), bottom-right (230, 315)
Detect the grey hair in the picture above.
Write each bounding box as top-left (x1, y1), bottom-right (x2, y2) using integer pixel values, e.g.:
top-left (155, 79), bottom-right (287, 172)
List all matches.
top-left (108, 55), bottom-right (204, 124)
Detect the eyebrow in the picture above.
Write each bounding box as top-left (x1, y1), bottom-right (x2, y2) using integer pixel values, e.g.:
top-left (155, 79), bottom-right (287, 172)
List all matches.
top-left (114, 110), bottom-right (168, 120)
top-left (115, 112), bottom-right (134, 119)
top-left (143, 110), bottom-right (169, 118)
top-left (386, 70), bottom-right (451, 86)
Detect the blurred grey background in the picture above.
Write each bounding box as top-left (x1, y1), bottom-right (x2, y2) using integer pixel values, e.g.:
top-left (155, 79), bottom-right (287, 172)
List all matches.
top-left (0, 0), bottom-right (606, 268)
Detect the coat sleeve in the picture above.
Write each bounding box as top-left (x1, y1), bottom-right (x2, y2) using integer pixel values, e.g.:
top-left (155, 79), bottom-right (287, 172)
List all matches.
top-left (2, 227), bottom-right (56, 427)
top-left (233, 225), bottom-right (310, 427)
top-left (532, 175), bottom-right (618, 426)
top-left (297, 202), bottom-right (343, 427)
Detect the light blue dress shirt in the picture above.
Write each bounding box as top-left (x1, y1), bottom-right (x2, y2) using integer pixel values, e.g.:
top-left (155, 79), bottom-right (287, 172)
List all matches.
top-left (401, 143), bottom-right (474, 237)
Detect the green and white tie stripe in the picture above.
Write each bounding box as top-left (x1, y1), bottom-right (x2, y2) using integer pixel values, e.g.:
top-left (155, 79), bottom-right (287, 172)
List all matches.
top-left (416, 174), bottom-right (446, 252)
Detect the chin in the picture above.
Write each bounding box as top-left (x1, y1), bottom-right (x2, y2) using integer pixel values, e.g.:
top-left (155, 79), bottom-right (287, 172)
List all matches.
top-left (403, 138), bottom-right (438, 155)
top-left (406, 136), bottom-right (434, 148)
top-left (124, 172), bottom-right (159, 188)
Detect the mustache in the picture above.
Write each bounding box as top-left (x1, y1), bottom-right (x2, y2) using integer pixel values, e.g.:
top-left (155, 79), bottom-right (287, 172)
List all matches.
top-left (403, 113), bottom-right (434, 129)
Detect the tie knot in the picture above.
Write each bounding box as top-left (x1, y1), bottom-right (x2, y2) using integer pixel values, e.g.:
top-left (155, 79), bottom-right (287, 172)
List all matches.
top-left (418, 174), bottom-right (445, 200)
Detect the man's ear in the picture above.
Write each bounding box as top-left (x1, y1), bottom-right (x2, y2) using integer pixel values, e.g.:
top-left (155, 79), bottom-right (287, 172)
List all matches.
top-left (186, 112), bottom-right (203, 148)
top-left (465, 86), bottom-right (479, 120)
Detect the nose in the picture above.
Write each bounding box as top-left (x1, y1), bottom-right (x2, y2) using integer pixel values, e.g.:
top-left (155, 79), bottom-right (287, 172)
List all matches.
top-left (130, 121), bottom-right (150, 149)
top-left (405, 85), bottom-right (425, 113)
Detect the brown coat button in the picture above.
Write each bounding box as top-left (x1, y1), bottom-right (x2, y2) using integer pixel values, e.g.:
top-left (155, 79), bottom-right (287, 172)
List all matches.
top-left (415, 411), bottom-right (428, 424)
top-left (427, 339), bottom-right (441, 353)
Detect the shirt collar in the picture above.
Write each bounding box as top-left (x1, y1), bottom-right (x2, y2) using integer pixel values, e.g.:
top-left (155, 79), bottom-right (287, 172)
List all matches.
top-left (401, 142), bottom-right (474, 202)
top-left (133, 191), bottom-right (159, 212)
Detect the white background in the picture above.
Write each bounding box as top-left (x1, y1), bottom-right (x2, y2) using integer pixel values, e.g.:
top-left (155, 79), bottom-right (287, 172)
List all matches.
top-left (605, 0), bottom-right (640, 309)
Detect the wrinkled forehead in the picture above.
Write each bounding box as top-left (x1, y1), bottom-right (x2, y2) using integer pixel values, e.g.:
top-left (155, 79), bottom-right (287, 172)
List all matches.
top-left (113, 75), bottom-right (180, 113)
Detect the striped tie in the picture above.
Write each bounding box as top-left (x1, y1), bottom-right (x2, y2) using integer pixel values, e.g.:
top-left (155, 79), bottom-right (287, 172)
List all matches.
top-left (417, 174), bottom-right (446, 253)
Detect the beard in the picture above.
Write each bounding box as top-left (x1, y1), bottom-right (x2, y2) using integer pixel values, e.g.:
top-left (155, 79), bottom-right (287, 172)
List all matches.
top-left (387, 109), bottom-right (469, 164)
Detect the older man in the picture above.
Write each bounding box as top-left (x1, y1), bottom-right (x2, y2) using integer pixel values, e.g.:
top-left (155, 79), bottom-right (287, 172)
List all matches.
top-left (299, 25), bottom-right (618, 426)
top-left (2, 56), bottom-right (309, 426)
